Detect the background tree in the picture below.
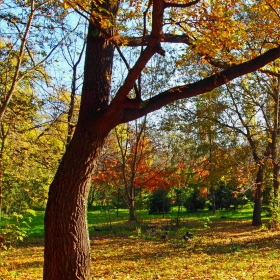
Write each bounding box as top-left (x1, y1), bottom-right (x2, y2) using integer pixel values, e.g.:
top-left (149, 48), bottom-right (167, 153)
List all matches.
top-left (0, 0), bottom-right (76, 219)
top-left (92, 118), bottom-right (178, 221)
top-left (215, 70), bottom-right (280, 226)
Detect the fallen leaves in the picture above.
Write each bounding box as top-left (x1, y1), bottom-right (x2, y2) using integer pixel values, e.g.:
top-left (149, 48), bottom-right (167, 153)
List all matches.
top-left (1, 220), bottom-right (280, 279)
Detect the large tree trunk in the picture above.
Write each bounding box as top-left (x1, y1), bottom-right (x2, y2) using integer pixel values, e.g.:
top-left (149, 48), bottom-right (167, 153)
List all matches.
top-left (44, 127), bottom-right (107, 279)
top-left (42, 1), bottom-right (280, 278)
top-left (43, 2), bottom-right (117, 278)
top-left (252, 164), bottom-right (264, 226)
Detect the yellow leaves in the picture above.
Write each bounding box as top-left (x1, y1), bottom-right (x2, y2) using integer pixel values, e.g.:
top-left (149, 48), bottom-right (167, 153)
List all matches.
top-left (60, 0), bottom-right (91, 11)
top-left (63, 1), bottom-right (70, 9)
top-left (178, 0), bottom-right (280, 65)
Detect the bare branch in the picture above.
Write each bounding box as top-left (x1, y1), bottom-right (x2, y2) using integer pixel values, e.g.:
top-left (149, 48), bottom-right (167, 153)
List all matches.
top-left (0, 0), bottom-right (35, 122)
top-left (259, 69), bottom-right (280, 78)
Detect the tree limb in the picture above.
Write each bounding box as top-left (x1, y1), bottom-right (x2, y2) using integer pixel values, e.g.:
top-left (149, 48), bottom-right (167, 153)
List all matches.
top-left (124, 33), bottom-right (232, 69)
top-left (109, 0), bottom-right (165, 108)
top-left (164, 0), bottom-right (200, 9)
top-left (259, 69), bottom-right (280, 78)
top-left (117, 46), bottom-right (280, 123)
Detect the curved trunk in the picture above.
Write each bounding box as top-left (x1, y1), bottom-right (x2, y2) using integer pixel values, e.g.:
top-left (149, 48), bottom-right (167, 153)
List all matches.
top-left (43, 2), bottom-right (117, 278)
top-left (44, 126), bottom-right (107, 279)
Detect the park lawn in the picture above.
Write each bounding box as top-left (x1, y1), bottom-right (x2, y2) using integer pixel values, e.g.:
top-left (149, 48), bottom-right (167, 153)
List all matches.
top-left (1, 208), bottom-right (280, 279)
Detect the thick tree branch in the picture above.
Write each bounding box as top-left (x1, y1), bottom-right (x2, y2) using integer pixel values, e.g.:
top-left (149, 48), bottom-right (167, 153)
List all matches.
top-left (164, 0), bottom-right (200, 8)
top-left (108, 0), bottom-right (165, 109)
top-left (124, 33), bottom-right (231, 69)
top-left (117, 46), bottom-right (280, 123)
top-left (125, 34), bottom-right (280, 75)
top-left (124, 33), bottom-right (192, 46)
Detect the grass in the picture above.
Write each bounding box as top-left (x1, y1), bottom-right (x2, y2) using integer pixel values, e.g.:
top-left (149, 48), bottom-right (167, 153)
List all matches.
top-left (1, 206), bottom-right (279, 279)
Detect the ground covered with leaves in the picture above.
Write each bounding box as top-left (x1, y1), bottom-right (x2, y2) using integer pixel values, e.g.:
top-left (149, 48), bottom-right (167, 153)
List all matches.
top-left (90, 220), bottom-right (280, 280)
top-left (1, 218), bottom-right (280, 279)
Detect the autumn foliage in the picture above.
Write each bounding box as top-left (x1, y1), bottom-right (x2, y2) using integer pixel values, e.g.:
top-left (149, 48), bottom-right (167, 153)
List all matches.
top-left (92, 128), bottom-right (181, 194)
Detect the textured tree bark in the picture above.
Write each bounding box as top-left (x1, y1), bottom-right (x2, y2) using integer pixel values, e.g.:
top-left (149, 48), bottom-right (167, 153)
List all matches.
top-left (43, 2), bottom-right (117, 278)
top-left (272, 77), bottom-right (280, 201)
top-left (44, 126), bottom-right (107, 279)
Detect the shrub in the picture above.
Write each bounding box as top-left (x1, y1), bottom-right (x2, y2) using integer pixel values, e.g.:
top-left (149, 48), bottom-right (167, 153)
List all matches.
top-left (184, 189), bottom-right (206, 211)
top-left (148, 189), bottom-right (171, 214)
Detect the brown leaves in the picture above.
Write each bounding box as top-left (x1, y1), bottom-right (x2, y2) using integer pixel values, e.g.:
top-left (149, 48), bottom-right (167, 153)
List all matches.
top-left (90, 220), bottom-right (280, 279)
top-left (2, 219), bottom-right (280, 279)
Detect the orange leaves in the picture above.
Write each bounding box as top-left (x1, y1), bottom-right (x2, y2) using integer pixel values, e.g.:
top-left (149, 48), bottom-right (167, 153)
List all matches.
top-left (193, 167), bottom-right (210, 181)
top-left (92, 125), bottom-right (181, 194)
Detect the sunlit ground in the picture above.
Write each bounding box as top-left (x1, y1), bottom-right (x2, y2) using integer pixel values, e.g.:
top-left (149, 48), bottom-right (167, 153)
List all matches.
top-left (1, 219), bottom-right (280, 279)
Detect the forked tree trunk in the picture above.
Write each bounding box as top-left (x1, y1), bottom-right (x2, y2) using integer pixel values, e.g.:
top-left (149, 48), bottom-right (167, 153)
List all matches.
top-left (43, 2), bottom-right (117, 278)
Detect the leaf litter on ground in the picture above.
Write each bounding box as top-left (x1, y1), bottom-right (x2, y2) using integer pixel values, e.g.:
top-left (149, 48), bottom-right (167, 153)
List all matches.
top-left (1, 219), bottom-right (280, 279)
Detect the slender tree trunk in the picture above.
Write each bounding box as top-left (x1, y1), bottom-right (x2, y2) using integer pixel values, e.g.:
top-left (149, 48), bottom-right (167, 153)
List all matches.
top-left (252, 164), bottom-right (264, 226)
top-left (0, 156), bottom-right (3, 220)
top-left (116, 188), bottom-right (120, 217)
top-left (128, 183), bottom-right (136, 221)
top-left (176, 205), bottom-right (181, 227)
top-left (0, 148), bottom-right (3, 220)
top-left (0, 125), bottom-right (8, 221)
top-left (210, 186), bottom-right (216, 215)
top-left (208, 129), bottom-right (216, 215)
top-left (162, 192), bottom-right (165, 218)
top-left (273, 164), bottom-right (280, 203)
top-left (272, 76), bottom-right (280, 204)
top-left (43, 2), bottom-right (118, 277)
top-left (129, 201), bottom-right (136, 221)
top-left (66, 40), bottom-right (86, 146)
